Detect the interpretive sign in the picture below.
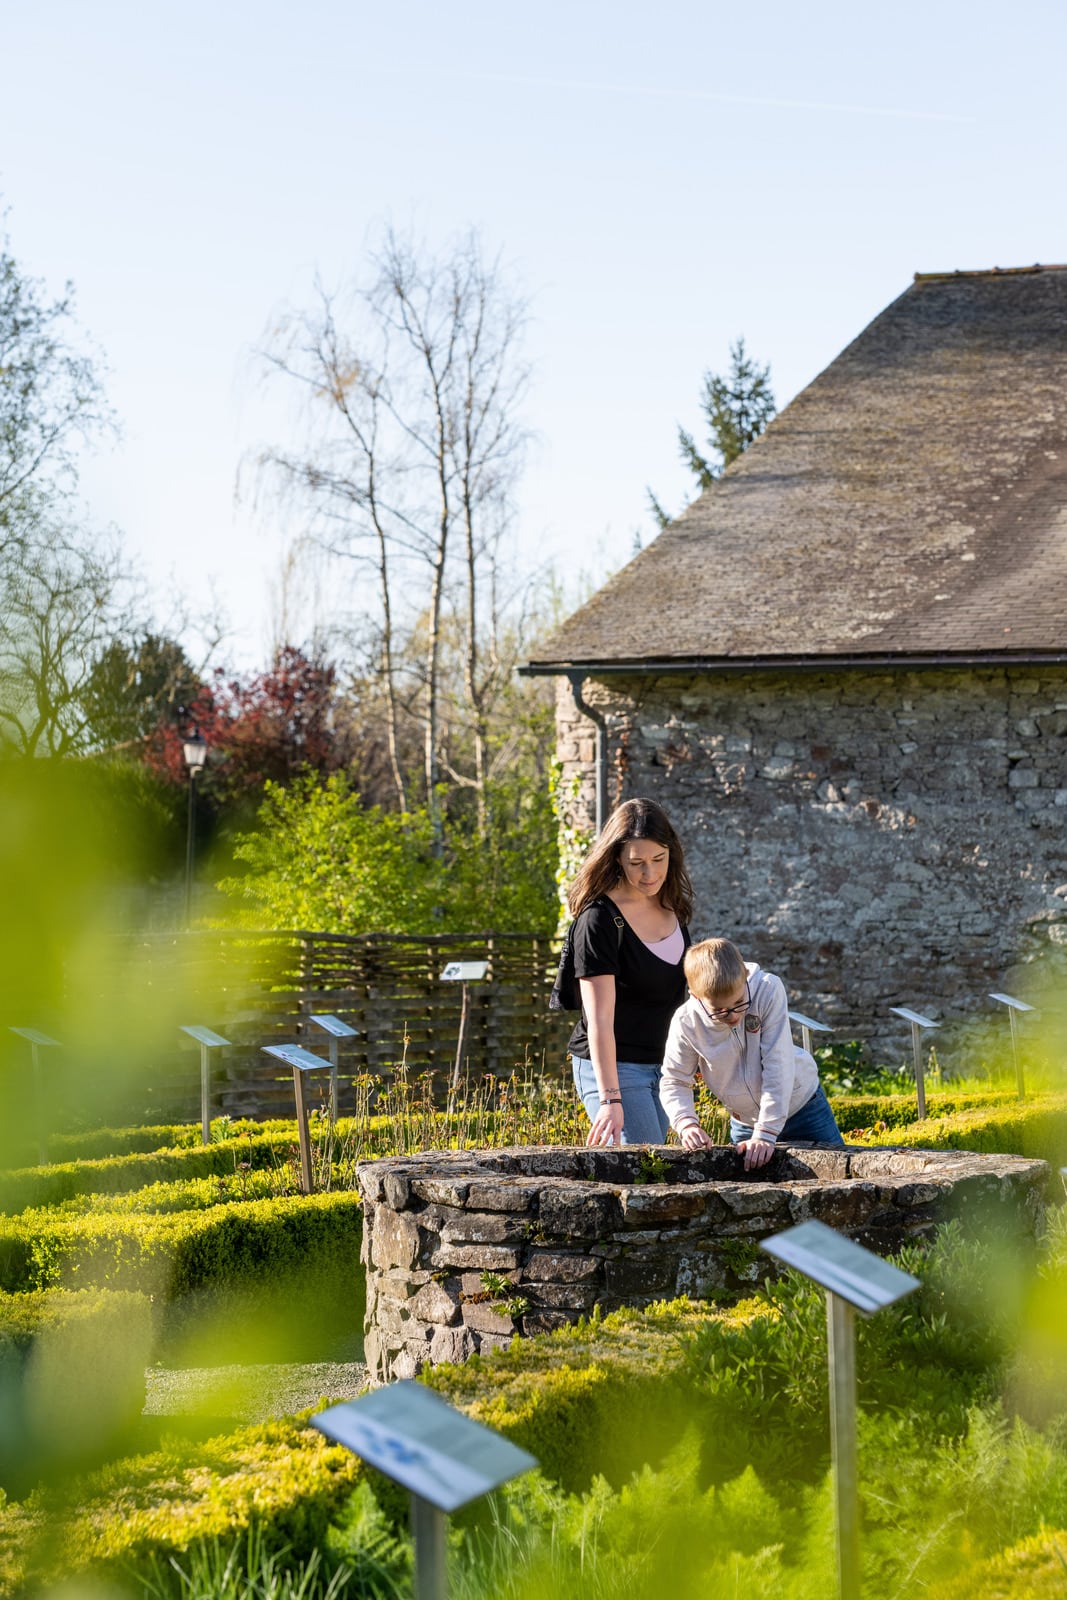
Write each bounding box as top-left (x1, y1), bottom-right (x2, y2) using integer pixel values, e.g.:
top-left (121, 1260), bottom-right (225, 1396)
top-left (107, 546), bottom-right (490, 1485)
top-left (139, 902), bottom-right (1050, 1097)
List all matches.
top-left (787, 1010), bottom-right (831, 1055)
top-left (313, 1381), bottom-right (537, 1513)
top-left (989, 991), bottom-right (1036, 1098)
top-left (440, 961), bottom-right (489, 982)
top-left (262, 1043), bottom-right (332, 1193)
top-left (314, 1381), bottom-right (536, 1600)
top-left (761, 1218), bottom-right (919, 1315)
top-left (307, 1014), bottom-right (358, 1120)
top-left (762, 1220), bottom-right (919, 1600)
top-left (308, 1013), bottom-right (360, 1037)
top-left (888, 1005), bottom-right (940, 1119)
top-left (179, 1025), bottom-right (231, 1145)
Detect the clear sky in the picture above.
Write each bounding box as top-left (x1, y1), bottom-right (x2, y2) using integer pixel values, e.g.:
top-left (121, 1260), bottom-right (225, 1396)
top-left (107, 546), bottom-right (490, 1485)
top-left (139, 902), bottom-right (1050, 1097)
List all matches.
top-left (3, 0), bottom-right (1064, 666)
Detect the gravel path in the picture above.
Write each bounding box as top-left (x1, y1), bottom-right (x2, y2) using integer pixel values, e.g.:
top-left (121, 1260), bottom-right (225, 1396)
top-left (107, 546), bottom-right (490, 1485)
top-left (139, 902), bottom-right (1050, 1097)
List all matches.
top-left (144, 1361), bottom-right (370, 1424)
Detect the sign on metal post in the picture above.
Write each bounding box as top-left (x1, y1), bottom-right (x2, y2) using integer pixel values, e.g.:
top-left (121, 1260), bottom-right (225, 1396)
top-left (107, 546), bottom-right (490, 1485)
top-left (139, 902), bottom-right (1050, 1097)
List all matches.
top-left (313, 1381), bottom-right (537, 1600)
top-left (179, 1026), bottom-right (231, 1145)
top-left (788, 1009), bottom-right (832, 1057)
top-left (440, 961), bottom-right (489, 1092)
top-left (761, 1221), bottom-right (919, 1600)
top-left (9, 1029), bottom-right (62, 1165)
top-left (988, 992), bottom-right (1035, 1100)
top-left (888, 1006), bottom-right (940, 1119)
top-left (307, 1014), bottom-right (359, 1124)
top-left (262, 1043), bottom-right (333, 1193)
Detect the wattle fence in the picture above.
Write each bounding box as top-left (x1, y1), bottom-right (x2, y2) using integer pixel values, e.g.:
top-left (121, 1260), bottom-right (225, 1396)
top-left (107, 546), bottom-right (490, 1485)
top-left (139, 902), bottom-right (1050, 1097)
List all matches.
top-left (102, 929), bottom-right (572, 1123)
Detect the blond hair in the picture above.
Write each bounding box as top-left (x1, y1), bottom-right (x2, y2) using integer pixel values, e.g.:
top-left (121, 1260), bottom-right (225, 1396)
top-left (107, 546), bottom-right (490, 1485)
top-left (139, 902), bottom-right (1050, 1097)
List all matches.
top-left (684, 937), bottom-right (747, 1001)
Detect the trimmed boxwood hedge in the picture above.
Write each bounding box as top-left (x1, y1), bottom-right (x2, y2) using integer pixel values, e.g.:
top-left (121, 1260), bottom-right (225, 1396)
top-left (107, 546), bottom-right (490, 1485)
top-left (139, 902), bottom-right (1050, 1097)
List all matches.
top-left (0, 1191), bottom-right (365, 1365)
top-left (0, 1116), bottom-right (386, 1212)
top-left (830, 1087), bottom-right (1019, 1133)
top-left (0, 1189), bottom-right (363, 1297)
top-left (0, 1413), bottom-right (363, 1594)
top-left (0, 1137), bottom-right (292, 1215)
top-left (854, 1092), bottom-right (1067, 1165)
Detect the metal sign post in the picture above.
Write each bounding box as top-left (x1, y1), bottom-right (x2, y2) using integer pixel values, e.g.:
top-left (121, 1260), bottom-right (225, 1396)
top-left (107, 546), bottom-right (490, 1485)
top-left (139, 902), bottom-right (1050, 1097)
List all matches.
top-left (313, 1381), bottom-right (537, 1600)
top-left (988, 992), bottom-right (1035, 1100)
top-left (440, 961), bottom-right (489, 1091)
top-left (262, 1043), bottom-right (334, 1193)
top-left (307, 1013), bottom-right (360, 1124)
top-left (761, 1221), bottom-right (919, 1600)
top-left (788, 1009), bottom-right (832, 1057)
top-left (179, 1026), bottom-right (231, 1145)
top-left (9, 1028), bottom-right (62, 1165)
top-left (888, 1006), bottom-right (940, 1119)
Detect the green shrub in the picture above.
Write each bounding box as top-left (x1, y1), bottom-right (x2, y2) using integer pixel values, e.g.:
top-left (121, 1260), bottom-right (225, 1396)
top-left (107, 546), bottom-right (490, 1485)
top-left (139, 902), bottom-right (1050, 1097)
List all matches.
top-left (830, 1087), bottom-right (1018, 1133)
top-left (854, 1093), bottom-right (1067, 1166)
top-left (0, 1414), bottom-right (364, 1594)
top-left (0, 1135), bottom-right (297, 1215)
top-left (31, 1118), bottom-right (307, 1165)
top-left (0, 1192), bottom-right (364, 1364)
top-left (0, 1288), bottom-right (153, 1495)
top-left (427, 1299), bottom-right (725, 1491)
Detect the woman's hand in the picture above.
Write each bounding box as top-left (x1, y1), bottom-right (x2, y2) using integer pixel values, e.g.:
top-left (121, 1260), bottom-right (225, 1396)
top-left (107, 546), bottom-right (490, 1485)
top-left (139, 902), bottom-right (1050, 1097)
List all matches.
top-left (678, 1122), bottom-right (713, 1151)
top-left (586, 1101), bottom-right (625, 1146)
top-left (737, 1136), bottom-right (775, 1171)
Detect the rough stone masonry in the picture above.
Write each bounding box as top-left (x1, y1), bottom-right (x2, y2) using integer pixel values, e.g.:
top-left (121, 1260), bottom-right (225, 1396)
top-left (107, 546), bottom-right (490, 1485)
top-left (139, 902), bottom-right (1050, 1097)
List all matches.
top-left (556, 664), bottom-right (1067, 1057)
top-left (357, 1142), bottom-right (1047, 1385)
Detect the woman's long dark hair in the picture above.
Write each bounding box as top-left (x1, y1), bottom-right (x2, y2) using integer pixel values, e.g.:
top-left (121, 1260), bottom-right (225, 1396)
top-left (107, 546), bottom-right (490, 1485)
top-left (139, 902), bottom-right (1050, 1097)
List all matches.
top-left (566, 796), bottom-right (693, 923)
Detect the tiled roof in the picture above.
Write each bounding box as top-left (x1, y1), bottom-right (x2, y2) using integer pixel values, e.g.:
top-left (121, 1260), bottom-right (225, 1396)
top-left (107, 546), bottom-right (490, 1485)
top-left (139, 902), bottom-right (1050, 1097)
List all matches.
top-left (527, 266), bottom-right (1067, 672)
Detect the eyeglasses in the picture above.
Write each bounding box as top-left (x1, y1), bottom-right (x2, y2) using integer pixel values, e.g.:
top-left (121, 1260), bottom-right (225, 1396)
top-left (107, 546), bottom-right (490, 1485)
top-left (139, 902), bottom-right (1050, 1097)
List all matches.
top-left (700, 984), bottom-right (750, 1022)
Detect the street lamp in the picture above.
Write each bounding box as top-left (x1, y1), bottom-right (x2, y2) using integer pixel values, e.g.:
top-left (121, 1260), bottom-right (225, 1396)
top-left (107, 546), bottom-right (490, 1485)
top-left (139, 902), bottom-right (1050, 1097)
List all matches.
top-left (182, 728), bottom-right (207, 927)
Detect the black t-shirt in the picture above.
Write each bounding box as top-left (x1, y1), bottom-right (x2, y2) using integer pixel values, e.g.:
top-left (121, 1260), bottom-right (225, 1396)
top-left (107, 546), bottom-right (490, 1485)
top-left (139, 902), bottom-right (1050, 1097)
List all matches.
top-left (567, 898), bottom-right (691, 1064)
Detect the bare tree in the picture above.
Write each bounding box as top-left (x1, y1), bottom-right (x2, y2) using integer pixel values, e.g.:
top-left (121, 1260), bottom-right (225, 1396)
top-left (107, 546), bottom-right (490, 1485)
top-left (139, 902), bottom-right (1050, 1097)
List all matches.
top-left (255, 227), bottom-right (530, 837)
top-left (0, 220), bottom-right (114, 553)
top-left (0, 525), bottom-right (136, 756)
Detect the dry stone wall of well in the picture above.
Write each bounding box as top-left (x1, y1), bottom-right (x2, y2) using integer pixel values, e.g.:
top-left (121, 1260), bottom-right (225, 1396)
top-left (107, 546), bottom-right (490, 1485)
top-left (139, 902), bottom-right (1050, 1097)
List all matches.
top-left (555, 665), bottom-right (1067, 1056)
top-left (357, 1142), bottom-right (1047, 1384)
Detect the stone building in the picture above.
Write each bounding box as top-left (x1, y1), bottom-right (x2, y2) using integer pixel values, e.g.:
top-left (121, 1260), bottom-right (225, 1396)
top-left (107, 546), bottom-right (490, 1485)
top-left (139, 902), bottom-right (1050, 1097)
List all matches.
top-left (524, 265), bottom-right (1067, 1053)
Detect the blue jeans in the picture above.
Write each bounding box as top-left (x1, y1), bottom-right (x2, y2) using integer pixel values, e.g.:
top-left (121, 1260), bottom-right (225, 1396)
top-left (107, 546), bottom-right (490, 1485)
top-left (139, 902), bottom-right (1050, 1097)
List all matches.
top-left (729, 1083), bottom-right (844, 1148)
top-left (572, 1056), bottom-right (671, 1145)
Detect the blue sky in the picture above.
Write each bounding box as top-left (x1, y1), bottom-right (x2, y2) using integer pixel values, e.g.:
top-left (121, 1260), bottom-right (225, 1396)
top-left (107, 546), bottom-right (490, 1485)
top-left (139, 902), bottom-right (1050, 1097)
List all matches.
top-left (2, 0), bottom-right (1064, 665)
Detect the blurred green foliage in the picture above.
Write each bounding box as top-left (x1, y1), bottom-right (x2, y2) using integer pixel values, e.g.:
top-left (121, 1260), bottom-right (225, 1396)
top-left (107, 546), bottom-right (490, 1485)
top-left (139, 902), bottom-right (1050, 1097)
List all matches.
top-left (0, 1288), bottom-right (152, 1495)
top-left (5, 1218), bottom-right (1061, 1598)
top-left (216, 771), bottom-right (559, 936)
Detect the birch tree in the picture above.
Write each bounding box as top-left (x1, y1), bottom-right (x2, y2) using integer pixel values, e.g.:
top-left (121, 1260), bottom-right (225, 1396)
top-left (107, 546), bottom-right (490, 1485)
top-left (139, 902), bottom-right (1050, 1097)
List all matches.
top-left (256, 228), bottom-right (530, 839)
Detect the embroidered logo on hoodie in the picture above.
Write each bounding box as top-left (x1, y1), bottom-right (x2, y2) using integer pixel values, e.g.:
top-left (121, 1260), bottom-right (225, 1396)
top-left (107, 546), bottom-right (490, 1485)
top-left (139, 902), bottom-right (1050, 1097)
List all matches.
top-left (744, 1014), bottom-right (762, 1033)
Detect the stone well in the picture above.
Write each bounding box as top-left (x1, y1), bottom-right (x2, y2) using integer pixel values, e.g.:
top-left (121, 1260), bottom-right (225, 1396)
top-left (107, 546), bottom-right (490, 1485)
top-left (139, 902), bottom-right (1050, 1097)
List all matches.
top-left (356, 1143), bottom-right (1048, 1384)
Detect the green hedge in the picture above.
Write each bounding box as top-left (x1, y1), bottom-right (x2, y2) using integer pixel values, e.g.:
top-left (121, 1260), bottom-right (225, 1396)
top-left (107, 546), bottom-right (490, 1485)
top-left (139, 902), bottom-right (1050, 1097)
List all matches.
top-left (0, 1288), bottom-right (153, 1496)
top-left (831, 1087), bottom-right (1019, 1133)
top-left (0, 1113), bottom-right (388, 1212)
top-left (0, 1413), bottom-right (363, 1594)
top-left (0, 1191), bottom-right (364, 1365)
top-left (852, 1092), bottom-right (1067, 1166)
top-left (0, 1136), bottom-right (297, 1215)
top-left (426, 1298), bottom-right (726, 1492)
top-left (37, 1115), bottom-right (369, 1165)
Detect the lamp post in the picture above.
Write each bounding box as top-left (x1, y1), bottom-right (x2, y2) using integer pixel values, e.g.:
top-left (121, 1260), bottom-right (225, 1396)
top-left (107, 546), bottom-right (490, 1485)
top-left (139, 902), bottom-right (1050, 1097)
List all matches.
top-left (182, 728), bottom-right (207, 927)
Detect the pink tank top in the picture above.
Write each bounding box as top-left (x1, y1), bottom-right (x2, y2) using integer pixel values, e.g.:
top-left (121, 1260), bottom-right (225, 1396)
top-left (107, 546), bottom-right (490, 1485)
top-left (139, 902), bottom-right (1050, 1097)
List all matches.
top-left (642, 925), bottom-right (685, 965)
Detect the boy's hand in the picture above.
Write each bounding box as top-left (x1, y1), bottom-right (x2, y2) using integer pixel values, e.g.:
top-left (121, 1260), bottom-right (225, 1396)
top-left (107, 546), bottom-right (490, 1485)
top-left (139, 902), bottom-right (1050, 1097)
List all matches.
top-left (677, 1123), bottom-right (713, 1150)
top-left (737, 1137), bottom-right (775, 1171)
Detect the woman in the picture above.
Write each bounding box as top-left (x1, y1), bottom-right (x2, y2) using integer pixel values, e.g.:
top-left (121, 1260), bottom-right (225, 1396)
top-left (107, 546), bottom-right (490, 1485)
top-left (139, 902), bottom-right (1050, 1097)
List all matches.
top-left (566, 797), bottom-right (694, 1146)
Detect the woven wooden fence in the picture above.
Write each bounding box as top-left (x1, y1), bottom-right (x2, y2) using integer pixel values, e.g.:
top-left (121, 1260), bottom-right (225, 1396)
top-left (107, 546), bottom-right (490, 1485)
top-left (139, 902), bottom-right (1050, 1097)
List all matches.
top-left (92, 929), bottom-right (573, 1123)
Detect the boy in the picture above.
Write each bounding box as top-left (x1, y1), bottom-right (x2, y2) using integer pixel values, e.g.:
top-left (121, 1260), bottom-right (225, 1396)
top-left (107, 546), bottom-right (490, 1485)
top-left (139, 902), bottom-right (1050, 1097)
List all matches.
top-left (658, 937), bottom-right (844, 1170)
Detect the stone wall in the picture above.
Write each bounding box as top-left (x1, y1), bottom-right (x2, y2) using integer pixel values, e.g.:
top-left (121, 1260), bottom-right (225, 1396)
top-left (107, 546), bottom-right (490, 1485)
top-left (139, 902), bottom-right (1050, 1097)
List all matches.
top-left (556, 665), bottom-right (1067, 1056)
top-left (357, 1142), bottom-right (1047, 1384)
